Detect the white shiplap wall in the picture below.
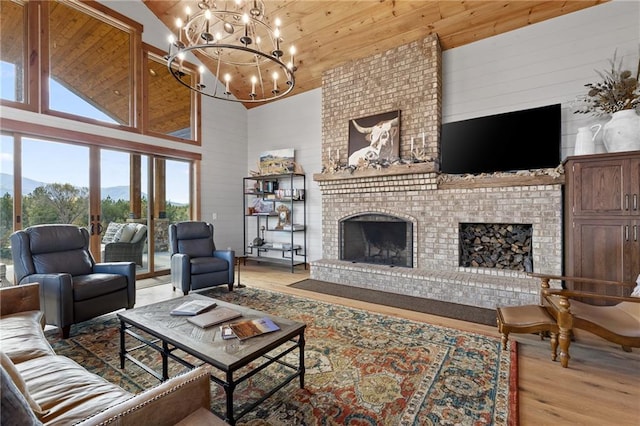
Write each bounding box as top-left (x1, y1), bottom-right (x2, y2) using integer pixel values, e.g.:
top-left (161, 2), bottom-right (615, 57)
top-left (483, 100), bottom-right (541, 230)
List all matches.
top-left (246, 90), bottom-right (323, 263)
top-left (247, 0), bottom-right (639, 263)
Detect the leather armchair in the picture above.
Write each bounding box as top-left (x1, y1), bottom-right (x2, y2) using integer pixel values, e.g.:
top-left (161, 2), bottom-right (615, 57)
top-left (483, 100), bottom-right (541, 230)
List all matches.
top-left (10, 224), bottom-right (135, 338)
top-left (169, 221), bottom-right (235, 295)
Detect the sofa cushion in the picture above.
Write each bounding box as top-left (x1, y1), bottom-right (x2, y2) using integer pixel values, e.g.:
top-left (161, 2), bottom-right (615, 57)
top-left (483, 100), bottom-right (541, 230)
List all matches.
top-left (32, 249), bottom-right (94, 276)
top-left (129, 224), bottom-right (147, 244)
top-left (1, 352), bottom-right (48, 419)
top-left (0, 311), bottom-right (55, 363)
top-left (0, 364), bottom-right (43, 426)
top-left (72, 274), bottom-right (128, 302)
top-left (17, 355), bottom-right (133, 425)
top-left (191, 257), bottom-right (229, 275)
top-left (102, 222), bottom-right (125, 244)
top-left (27, 225), bottom-right (86, 254)
top-left (116, 223), bottom-right (138, 243)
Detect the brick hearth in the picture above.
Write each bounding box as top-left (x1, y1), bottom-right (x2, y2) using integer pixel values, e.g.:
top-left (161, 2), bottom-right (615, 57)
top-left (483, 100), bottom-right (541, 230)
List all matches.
top-left (312, 171), bottom-right (563, 309)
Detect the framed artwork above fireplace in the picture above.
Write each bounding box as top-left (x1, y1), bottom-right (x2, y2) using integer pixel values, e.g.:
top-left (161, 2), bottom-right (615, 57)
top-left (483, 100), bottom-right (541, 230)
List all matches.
top-left (348, 110), bottom-right (400, 166)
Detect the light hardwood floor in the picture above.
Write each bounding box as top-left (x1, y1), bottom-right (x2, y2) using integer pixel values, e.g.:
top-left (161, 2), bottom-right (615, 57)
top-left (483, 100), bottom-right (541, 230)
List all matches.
top-left (137, 264), bottom-right (640, 425)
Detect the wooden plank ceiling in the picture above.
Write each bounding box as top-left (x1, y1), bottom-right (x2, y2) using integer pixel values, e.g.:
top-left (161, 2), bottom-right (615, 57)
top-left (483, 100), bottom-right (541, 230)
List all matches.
top-left (2, 0), bottom-right (606, 120)
top-left (143, 1), bottom-right (606, 109)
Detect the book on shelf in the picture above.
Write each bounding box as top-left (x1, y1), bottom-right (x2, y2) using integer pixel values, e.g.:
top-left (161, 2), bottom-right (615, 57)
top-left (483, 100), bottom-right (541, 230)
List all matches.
top-left (229, 317), bottom-right (281, 340)
top-left (282, 224), bottom-right (304, 231)
top-left (186, 306), bottom-right (243, 328)
top-left (170, 299), bottom-right (217, 316)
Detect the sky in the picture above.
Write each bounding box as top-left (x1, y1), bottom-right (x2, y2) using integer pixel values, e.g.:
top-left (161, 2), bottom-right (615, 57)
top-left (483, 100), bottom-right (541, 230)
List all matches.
top-left (1, 62), bottom-right (190, 204)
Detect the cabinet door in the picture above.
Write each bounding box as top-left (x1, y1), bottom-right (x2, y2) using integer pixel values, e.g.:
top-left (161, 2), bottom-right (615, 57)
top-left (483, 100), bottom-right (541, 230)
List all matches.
top-left (570, 158), bottom-right (627, 216)
top-left (570, 219), bottom-right (631, 304)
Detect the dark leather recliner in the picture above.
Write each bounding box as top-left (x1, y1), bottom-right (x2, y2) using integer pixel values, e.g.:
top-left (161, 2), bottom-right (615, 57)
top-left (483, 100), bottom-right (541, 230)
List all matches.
top-left (169, 221), bottom-right (235, 295)
top-left (10, 224), bottom-right (135, 338)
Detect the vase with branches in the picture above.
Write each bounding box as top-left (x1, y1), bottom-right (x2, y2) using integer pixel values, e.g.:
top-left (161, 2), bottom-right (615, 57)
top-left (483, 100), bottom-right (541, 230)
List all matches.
top-left (574, 51), bottom-right (640, 152)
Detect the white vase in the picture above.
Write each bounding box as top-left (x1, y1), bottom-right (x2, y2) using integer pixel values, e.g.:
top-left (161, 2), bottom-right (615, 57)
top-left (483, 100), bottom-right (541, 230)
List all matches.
top-left (574, 124), bottom-right (601, 156)
top-left (602, 110), bottom-right (640, 153)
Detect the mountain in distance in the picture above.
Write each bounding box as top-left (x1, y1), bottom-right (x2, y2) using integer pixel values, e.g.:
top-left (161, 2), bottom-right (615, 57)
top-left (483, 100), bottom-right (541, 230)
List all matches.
top-left (0, 173), bottom-right (143, 201)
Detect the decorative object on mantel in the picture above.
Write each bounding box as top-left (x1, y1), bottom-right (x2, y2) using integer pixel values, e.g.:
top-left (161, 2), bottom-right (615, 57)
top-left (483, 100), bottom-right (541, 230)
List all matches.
top-left (164, 0), bottom-right (297, 103)
top-left (574, 50), bottom-right (640, 152)
top-left (321, 155), bottom-right (435, 175)
top-left (574, 124), bottom-right (601, 155)
top-left (436, 165), bottom-right (565, 184)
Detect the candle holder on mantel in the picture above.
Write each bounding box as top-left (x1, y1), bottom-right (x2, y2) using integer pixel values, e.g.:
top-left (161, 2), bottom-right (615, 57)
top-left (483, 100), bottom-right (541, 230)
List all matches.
top-left (322, 155), bottom-right (341, 174)
top-left (410, 146), bottom-right (432, 163)
top-left (408, 134), bottom-right (432, 163)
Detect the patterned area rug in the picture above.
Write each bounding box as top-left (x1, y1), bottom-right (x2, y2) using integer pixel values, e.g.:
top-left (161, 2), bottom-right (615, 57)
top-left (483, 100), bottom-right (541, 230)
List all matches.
top-left (46, 287), bottom-right (517, 425)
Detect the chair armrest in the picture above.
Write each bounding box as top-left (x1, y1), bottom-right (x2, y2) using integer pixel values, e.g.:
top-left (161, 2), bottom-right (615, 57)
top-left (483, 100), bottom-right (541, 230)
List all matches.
top-left (75, 367), bottom-right (212, 426)
top-left (214, 250), bottom-right (235, 285)
top-left (171, 253), bottom-right (191, 293)
top-left (94, 261), bottom-right (136, 277)
top-left (542, 288), bottom-right (640, 305)
top-left (529, 273), bottom-right (636, 290)
top-left (0, 283), bottom-right (40, 317)
top-left (20, 273), bottom-right (74, 328)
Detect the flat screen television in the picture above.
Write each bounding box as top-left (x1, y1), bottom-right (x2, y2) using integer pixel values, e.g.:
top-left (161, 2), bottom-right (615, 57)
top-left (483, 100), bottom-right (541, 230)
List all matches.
top-left (439, 104), bottom-right (561, 174)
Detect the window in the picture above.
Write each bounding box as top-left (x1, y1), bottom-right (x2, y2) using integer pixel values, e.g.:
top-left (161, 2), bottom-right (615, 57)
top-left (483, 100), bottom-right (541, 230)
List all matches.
top-left (0, 0), bottom-right (26, 104)
top-left (145, 50), bottom-right (195, 140)
top-left (47, 1), bottom-right (133, 126)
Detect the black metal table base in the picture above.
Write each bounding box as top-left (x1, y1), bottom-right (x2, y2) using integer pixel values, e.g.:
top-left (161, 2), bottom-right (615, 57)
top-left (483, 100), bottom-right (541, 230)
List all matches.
top-left (119, 320), bottom-right (305, 425)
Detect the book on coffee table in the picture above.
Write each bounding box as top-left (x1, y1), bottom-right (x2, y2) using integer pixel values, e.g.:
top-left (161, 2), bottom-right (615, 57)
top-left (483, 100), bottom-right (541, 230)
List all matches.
top-left (187, 306), bottom-right (243, 328)
top-left (229, 317), bottom-right (280, 340)
top-left (170, 299), bottom-right (217, 316)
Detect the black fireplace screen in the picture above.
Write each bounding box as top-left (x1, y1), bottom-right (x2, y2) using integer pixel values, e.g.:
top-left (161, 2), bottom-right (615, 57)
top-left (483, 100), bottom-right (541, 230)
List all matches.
top-left (340, 214), bottom-right (412, 267)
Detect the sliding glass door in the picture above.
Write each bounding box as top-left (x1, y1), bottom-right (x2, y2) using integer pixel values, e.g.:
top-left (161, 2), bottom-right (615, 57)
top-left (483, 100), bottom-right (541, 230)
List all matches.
top-left (2, 133), bottom-right (193, 281)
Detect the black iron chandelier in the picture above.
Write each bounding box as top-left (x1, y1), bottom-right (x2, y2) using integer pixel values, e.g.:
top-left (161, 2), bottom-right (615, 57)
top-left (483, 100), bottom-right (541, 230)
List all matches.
top-left (166, 0), bottom-right (297, 103)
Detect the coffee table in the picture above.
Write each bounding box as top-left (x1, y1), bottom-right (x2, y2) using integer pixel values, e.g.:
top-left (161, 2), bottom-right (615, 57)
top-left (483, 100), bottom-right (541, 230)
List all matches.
top-left (117, 293), bottom-right (306, 425)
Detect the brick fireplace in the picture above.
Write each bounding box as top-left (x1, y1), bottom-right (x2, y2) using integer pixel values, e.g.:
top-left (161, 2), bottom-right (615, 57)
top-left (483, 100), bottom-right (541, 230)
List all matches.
top-left (311, 35), bottom-right (563, 310)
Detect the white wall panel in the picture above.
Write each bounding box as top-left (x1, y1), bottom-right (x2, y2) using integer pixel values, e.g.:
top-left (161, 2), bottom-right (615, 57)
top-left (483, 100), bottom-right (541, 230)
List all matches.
top-left (247, 90), bottom-right (323, 262)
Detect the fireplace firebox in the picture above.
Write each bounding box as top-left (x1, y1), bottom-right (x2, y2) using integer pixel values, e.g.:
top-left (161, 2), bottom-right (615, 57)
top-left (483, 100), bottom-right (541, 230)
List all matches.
top-left (340, 214), bottom-right (412, 267)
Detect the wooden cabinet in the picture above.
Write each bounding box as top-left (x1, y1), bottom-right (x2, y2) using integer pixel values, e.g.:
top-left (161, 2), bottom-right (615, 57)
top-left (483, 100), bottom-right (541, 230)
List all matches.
top-left (564, 152), bottom-right (640, 302)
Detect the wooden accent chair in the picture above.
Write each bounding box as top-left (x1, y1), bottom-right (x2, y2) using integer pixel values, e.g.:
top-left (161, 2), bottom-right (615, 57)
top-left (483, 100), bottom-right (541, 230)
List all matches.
top-left (529, 273), bottom-right (640, 368)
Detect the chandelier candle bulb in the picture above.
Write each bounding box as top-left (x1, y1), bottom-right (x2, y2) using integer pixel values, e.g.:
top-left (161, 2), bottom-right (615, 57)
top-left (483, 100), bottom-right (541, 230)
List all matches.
top-left (176, 18), bottom-right (182, 42)
top-left (411, 137), bottom-right (414, 153)
top-left (224, 74), bottom-right (231, 94)
top-left (251, 76), bottom-right (256, 94)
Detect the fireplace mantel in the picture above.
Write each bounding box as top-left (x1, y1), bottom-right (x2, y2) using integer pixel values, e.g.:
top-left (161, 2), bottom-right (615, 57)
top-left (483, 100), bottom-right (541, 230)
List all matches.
top-left (313, 162), bottom-right (435, 182)
top-left (314, 163), bottom-right (565, 189)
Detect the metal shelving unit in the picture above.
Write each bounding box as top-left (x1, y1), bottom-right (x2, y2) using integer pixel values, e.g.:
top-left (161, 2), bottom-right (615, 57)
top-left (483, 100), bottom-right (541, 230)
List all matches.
top-left (242, 173), bottom-right (306, 272)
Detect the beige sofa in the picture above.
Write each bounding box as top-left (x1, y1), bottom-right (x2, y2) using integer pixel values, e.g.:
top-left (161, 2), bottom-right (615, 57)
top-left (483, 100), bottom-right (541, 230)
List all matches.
top-left (0, 283), bottom-right (226, 425)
